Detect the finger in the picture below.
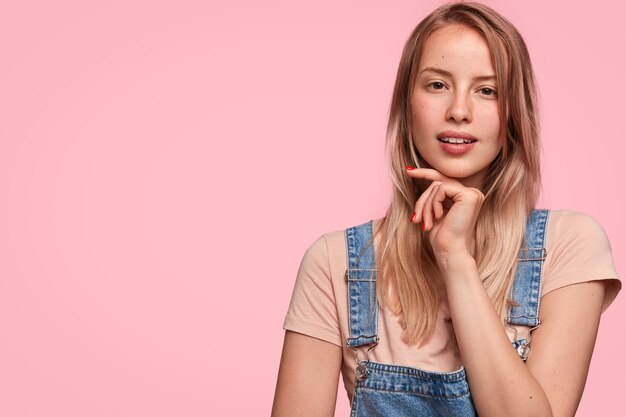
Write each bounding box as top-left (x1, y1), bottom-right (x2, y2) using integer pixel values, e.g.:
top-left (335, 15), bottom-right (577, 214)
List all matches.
top-left (411, 179), bottom-right (439, 224)
top-left (426, 182), bottom-right (466, 231)
top-left (432, 184), bottom-right (448, 220)
top-left (411, 182), bottom-right (435, 224)
top-left (422, 182), bottom-right (441, 231)
top-left (433, 186), bottom-right (445, 220)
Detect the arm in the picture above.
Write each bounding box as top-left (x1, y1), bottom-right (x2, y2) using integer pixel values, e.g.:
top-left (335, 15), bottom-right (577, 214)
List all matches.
top-left (271, 330), bottom-right (342, 417)
top-left (441, 255), bottom-right (552, 416)
top-left (441, 255), bottom-right (606, 417)
top-left (407, 168), bottom-right (610, 416)
top-left (525, 280), bottom-right (606, 416)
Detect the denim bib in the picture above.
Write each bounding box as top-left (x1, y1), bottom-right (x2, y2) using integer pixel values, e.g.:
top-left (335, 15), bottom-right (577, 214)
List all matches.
top-left (345, 209), bottom-right (549, 416)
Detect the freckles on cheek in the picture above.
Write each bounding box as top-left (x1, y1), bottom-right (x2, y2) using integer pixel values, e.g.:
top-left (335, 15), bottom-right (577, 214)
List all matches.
top-left (412, 105), bottom-right (426, 120)
top-left (417, 105), bottom-right (437, 120)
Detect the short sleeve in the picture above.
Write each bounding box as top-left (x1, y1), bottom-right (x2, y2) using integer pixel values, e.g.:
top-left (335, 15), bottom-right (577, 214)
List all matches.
top-left (283, 235), bottom-right (342, 347)
top-left (543, 210), bottom-right (621, 312)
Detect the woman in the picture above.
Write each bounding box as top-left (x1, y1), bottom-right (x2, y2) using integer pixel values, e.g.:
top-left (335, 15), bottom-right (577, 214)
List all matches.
top-left (272, 2), bottom-right (620, 416)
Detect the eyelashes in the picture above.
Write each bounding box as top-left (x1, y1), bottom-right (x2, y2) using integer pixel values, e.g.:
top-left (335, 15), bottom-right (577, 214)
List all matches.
top-left (427, 81), bottom-right (446, 90)
top-left (425, 82), bottom-right (498, 97)
top-left (479, 87), bottom-right (497, 97)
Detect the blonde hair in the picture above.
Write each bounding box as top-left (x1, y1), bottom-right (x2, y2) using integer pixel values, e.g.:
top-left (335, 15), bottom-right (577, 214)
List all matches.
top-left (377, 2), bottom-right (541, 345)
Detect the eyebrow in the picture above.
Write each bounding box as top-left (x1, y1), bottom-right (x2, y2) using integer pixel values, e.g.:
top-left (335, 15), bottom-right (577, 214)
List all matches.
top-left (419, 66), bottom-right (496, 82)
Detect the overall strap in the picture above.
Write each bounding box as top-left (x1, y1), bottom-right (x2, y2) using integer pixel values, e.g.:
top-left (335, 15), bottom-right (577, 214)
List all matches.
top-left (507, 209), bottom-right (550, 328)
top-left (345, 221), bottom-right (379, 349)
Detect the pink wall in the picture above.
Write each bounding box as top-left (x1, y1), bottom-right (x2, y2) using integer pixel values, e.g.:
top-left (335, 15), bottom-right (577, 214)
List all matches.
top-left (0, 1), bottom-right (623, 416)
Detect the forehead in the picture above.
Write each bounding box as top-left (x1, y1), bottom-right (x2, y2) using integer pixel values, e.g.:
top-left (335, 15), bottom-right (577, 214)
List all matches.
top-left (418, 23), bottom-right (494, 74)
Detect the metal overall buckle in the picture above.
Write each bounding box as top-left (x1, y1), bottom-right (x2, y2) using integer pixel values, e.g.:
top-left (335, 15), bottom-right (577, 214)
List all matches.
top-left (505, 320), bottom-right (541, 361)
top-left (347, 338), bottom-right (379, 381)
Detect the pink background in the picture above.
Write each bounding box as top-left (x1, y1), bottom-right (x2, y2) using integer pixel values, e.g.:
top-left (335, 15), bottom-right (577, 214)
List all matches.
top-left (0, 1), bottom-right (623, 416)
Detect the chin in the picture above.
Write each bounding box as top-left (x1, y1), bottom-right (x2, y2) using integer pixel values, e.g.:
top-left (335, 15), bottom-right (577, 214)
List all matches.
top-left (439, 168), bottom-right (478, 179)
top-left (440, 168), bottom-right (485, 187)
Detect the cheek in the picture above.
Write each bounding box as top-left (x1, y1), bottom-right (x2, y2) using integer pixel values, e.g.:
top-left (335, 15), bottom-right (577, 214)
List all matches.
top-left (411, 90), bottom-right (433, 112)
top-left (411, 97), bottom-right (439, 131)
top-left (478, 103), bottom-right (501, 130)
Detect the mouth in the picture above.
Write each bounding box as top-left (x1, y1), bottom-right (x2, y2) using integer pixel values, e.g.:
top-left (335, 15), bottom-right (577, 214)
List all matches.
top-left (436, 131), bottom-right (477, 155)
top-left (437, 137), bottom-right (477, 144)
top-left (437, 131), bottom-right (477, 144)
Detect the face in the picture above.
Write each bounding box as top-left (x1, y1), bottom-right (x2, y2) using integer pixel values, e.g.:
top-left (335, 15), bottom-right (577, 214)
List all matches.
top-left (411, 23), bottom-right (504, 190)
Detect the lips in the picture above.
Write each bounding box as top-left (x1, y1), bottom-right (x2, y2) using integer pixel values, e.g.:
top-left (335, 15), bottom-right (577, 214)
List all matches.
top-left (436, 131), bottom-right (477, 155)
top-left (438, 137), bottom-right (476, 144)
top-left (437, 131), bottom-right (477, 144)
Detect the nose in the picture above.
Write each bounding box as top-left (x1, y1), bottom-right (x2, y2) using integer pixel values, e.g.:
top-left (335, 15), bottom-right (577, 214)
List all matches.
top-left (446, 92), bottom-right (472, 123)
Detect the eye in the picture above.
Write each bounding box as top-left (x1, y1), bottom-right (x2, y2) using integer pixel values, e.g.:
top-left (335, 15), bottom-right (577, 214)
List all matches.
top-left (479, 87), bottom-right (497, 96)
top-left (427, 81), bottom-right (446, 90)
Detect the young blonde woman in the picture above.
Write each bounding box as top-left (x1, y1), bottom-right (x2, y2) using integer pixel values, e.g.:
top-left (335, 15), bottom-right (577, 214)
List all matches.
top-left (272, 2), bottom-right (620, 416)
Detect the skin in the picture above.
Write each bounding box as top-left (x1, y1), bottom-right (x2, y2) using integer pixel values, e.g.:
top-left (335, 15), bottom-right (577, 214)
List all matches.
top-left (408, 167), bottom-right (605, 417)
top-left (411, 24), bottom-right (503, 190)
top-left (272, 23), bottom-right (608, 417)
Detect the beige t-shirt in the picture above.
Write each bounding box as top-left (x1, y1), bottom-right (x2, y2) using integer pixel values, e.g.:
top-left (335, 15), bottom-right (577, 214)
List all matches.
top-left (283, 210), bottom-right (621, 401)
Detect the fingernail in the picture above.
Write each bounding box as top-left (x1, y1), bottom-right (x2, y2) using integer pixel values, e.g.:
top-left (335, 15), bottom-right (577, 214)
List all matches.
top-left (405, 165), bottom-right (415, 170)
top-left (410, 213), bottom-right (416, 222)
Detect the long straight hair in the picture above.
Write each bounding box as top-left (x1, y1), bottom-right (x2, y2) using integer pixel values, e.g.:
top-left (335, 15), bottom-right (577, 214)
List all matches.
top-left (377, 2), bottom-right (541, 345)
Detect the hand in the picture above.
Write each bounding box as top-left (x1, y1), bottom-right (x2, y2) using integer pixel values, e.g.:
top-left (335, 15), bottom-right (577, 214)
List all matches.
top-left (406, 167), bottom-right (484, 262)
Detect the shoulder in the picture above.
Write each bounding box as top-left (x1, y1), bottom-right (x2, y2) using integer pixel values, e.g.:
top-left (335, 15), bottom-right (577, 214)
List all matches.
top-left (284, 221), bottom-right (377, 347)
top-left (301, 219), bottom-right (382, 267)
top-left (545, 209), bottom-right (614, 257)
top-left (299, 229), bottom-right (345, 271)
top-left (544, 209), bottom-right (614, 261)
top-left (547, 209), bottom-right (609, 236)
top-left (542, 209), bottom-right (620, 311)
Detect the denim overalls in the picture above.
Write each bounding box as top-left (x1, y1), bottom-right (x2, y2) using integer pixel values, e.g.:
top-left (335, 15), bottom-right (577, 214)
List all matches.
top-left (345, 209), bottom-right (549, 416)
